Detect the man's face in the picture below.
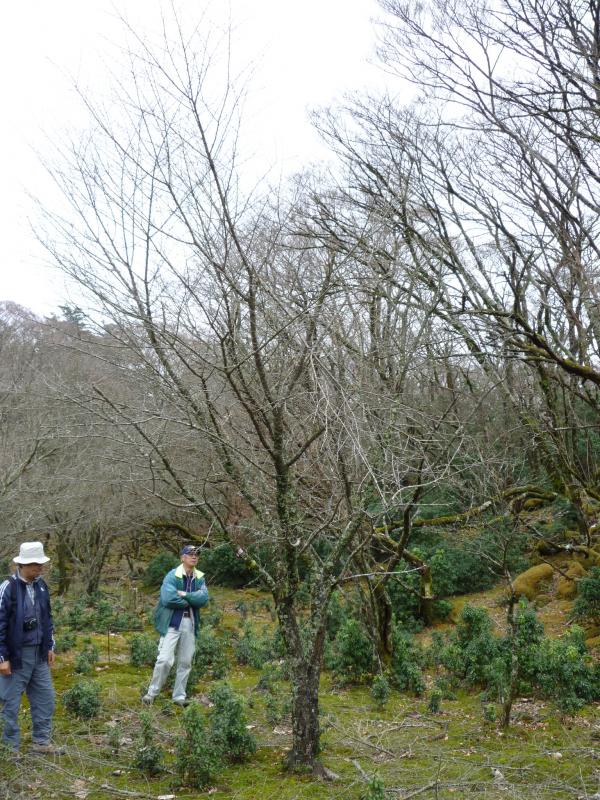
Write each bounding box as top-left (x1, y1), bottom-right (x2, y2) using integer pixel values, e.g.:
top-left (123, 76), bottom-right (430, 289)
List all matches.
top-left (181, 552), bottom-right (198, 571)
top-left (19, 562), bottom-right (45, 582)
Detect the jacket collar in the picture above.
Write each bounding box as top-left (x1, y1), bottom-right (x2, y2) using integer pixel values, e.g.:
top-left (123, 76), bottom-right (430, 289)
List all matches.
top-left (174, 564), bottom-right (204, 580)
top-left (16, 569), bottom-right (41, 585)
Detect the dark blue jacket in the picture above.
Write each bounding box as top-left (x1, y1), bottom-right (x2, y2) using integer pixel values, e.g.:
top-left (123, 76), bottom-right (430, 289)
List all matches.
top-left (0, 574), bottom-right (54, 669)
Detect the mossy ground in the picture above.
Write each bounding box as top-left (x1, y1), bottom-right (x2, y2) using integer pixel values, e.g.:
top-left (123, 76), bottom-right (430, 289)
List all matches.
top-left (1, 586), bottom-right (599, 799)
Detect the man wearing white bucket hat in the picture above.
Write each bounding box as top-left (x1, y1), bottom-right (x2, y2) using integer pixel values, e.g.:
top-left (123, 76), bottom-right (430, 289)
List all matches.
top-left (0, 541), bottom-right (64, 755)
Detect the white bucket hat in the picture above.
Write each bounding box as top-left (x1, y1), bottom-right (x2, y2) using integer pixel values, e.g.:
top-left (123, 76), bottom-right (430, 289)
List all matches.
top-left (13, 541), bottom-right (50, 565)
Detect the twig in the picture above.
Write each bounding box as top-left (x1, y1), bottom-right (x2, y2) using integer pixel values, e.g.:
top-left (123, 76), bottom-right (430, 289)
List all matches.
top-left (399, 781), bottom-right (439, 799)
top-left (327, 718), bottom-right (394, 756)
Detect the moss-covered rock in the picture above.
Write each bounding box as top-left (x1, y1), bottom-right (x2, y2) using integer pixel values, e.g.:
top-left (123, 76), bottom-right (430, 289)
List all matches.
top-left (556, 562), bottom-right (586, 600)
top-left (513, 564), bottom-right (554, 601)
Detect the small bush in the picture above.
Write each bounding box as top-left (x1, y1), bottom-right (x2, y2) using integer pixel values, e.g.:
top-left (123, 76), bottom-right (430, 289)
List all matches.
top-left (422, 631), bottom-right (445, 668)
top-left (203, 599), bottom-right (223, 628)
top-left (233, 625), bottom-right (272, 670)
top-left (198, 543), bottom-right (256, 588)
top-left (54, 631), bottom-right (77, 654)
top-left (209, 682), bottom-right (256, 762)
top-left (573, 567), bottom-right (600, 621)
top-left (442, 605), bottom-right (499, 686)
top-left (93, 598), bottom-right (115, 630)
top-left (111, 611), bottom-right (143, 632)
top-left (371, 674), bottom-right (391, 708)
top-left (74, 643), bottom-right (99, 675)
top-left (390, 627), bottom-right (424, 695)
top-left (255, 661), bottom-right (284, 693)
top-left (361, 774), bottom-right (386, 800)
top-left (536, 626), bottom-right (599, 713)
top-left (143, 551), bottom-right (179, 588)
top-left (132, 711), bottom-right (164, 776)
top-left (107, 724), bottom-right (121, 752)
top-left (129, 634), bottom-right (158, 668)
top-left (326, 590), bottom-right (346, 640)
top-left (63, 679), bottom-right (102, 719)
top-left (175, 703), bottom-right (223, 790)
top-left (483, 703), bottom-right (497, 723)
top-left (331, 618), bottom-right (375, 684)
top-left (428, 688), bottom-right (442, 713)
top-left (194, 627), bottom-right (229, 680)
top-left (67, 600), bottom-right (95, 631)
top-left (434, 676), bottom-right (457, 701)
top-left (264, 690), bottom-right (291, 725)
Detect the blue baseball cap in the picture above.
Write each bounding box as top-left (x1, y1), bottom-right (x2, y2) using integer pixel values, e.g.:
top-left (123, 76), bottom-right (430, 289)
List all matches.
top-left (180, 544), bottom-right (199, 556)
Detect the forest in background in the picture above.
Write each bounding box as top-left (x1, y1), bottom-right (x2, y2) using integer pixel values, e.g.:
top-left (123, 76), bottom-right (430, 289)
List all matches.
top-left (1, 0), bottom-right (600, 791)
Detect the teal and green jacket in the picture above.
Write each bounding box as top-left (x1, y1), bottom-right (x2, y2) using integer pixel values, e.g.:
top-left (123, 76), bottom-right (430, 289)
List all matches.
top-left (153, 564), bottom-right (208, 637)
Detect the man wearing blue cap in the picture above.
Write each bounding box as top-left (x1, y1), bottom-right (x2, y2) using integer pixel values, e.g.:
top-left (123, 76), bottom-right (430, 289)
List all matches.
top-left (142, 545), bottom-right (209, 706)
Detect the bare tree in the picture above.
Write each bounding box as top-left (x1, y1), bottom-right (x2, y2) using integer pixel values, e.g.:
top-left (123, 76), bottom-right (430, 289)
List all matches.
top-left (310, 0), bottom-right (600, 552)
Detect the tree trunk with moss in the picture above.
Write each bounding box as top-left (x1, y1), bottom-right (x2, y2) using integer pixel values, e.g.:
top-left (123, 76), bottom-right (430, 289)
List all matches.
top-left (276, 594), bottom-right (329, 772)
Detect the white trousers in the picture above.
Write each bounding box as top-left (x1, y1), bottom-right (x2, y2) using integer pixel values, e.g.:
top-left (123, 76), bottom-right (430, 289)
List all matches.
top-left (147, 617), bottom-right (195, 700)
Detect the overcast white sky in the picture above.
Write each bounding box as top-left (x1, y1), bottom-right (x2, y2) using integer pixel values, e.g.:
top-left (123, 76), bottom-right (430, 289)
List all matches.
top-left (0, 0), bottom-right (393, 316)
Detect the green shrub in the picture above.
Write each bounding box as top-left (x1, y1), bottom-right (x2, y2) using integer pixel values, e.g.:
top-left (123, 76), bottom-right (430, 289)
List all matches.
top-left (371, 673), bottom-right (391, 708)
top-left (573, 567), bottom-right (600, 621)
top-left (54, 630), bottom-right (77, 654)
top-left (385, 527), bottom-right (528, 629)
top-left (198, 543), bottom-right (256, 588)
top-left (203, 599), bottom-right (223, 628)
top-left (67, 599), bottom-right (95, 631)
top-left (264, 690), bottom-right (291, 725)
top-left (93, 598), bottom-right (115, 630)
top-left (361, 774), bottom-right (386, 800)
top-left (536, 626), bottom-right (599, 713)
top-left (390, 627), bottom-right (425, 695)
top-left (424, 631), bottom-right (446, 668)
top-left (433, 676), bottom-right (457, 701)
top-left (255, 661), bottom-right (284, 693)
top-left (107, 724), bottom-right (121, 752)
top-left (143, 551), bottom-right (179, 588)
top-left (233, 625), bottom-right (272, 670)
top-left (428, 688), bottom-right (442, 713)
top-left (442, 605), bottom-right (499, 686)
top-left (74, 643), bottom-right (99, 675)
top-left (63, 679), bottom-right (102, 719)
top-left (326, 590), bottom-right (346, 640)
top-left (512, 600), bottom-right (545, 689)
top-left (331, 618), bottom-right (375, 684)
top-left (175, 703), bottom-right (223, 790)
top-left (209, 682), bottom-right (256, 762)
top-left (194, 627), bottom-right (229, 680)
top-left (111, 611), bottom-right (143, 632)
top-left (132, 711), bottom-right (164, 775)
top-left (483, 703), bottom-right (497, 723)
top-left (129, 634), bottom-right (158, 668)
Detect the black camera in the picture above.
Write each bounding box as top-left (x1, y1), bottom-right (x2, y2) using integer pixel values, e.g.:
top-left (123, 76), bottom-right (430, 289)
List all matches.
top-left (23, 618), bottom-right (38, 632)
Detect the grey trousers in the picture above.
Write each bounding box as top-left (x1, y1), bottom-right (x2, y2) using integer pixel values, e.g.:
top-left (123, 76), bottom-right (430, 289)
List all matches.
top-left (146, 618), bottom-right (195, 701)
top-left (0, 645), bottom-right (55, 750)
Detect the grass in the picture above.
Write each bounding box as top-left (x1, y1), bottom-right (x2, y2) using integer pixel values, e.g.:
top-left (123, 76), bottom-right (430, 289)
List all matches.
top-left (1, 586), bottom-right (599, 799)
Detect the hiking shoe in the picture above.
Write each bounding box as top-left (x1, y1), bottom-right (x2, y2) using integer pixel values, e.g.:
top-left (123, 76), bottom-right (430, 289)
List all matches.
top-left (141, 694), bottom-right (155, 705)
top-left (173, 698), bottom-right (190, 707)
top-left (31, 742), bottom-right (66, 756)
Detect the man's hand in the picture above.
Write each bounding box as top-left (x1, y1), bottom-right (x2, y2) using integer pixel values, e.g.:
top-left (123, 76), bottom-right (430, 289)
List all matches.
top-left (48, 651), bottom-right (56, 667)
top-left (0, 660), bottom-right (11, 676)
top-left (177, 590), bottom-right (187, 597)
